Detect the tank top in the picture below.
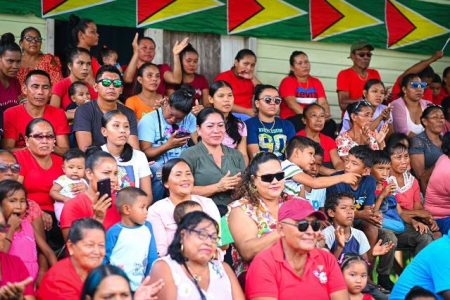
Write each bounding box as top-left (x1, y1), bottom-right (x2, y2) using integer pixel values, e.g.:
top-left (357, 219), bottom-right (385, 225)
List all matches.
top-left (159, 256), bottom-right (232, 300)
top-left (406, 109), bottom-right (424, 135)
top-left (9, 220), bottom-right (38, 280)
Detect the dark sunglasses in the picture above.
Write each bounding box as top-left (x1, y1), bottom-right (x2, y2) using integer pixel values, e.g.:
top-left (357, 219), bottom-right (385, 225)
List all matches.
top-left (0, 163), bottom-right (20, 174)
top-left (97, 79), bottom-right (123, 88)
top-left (28, 134), bottom-right (55, 141)
top-left (259, 96), bottom-right (282, 105)
top-left (356, 52), bottom-right (372, 58)
top-left (24, 36), bottom-right (42, 43)
top-left (256, 171), bottom-right (284, 183)
top-left (410, 81), bottom-right (427, 89)
top-left (282, 220), bottom-right (321, 232)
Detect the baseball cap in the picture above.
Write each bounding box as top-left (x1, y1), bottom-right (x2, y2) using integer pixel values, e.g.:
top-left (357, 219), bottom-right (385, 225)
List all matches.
top-left (350, 41), bottom-right (374, 53)
top-left (278, 198), bottom-right (326, 221)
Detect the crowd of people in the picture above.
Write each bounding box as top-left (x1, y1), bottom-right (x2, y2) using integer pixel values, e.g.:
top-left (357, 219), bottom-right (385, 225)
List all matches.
top-left (0, 14), bottom-right (449, 300)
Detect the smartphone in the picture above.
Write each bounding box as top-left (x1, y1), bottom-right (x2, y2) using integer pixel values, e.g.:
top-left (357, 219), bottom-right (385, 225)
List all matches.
top-left (175, 131), bottom-right (190, 138)
top-left (97, 178), bottom-right (111, 199)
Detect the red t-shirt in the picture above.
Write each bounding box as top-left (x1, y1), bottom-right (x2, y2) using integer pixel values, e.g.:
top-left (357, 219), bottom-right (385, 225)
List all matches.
top-left (91, 56), bottom-right (101, 77)
top-left (214, 69), bottom-right (254, 109)
top-left (395, 177), bottom-right (422, 211)
top-left (15, 149), bottom-right (63, 211)
top-left (434, 87), bottom-right (449, 105)
top-left (60, 192), bottom-right (120, 230)
top-left (390, 76), bottom-right (433, 104)
top-left (167, 73), bottom-right (209, 102)
top-left (37, 257), bottom-right (83, 300)
top-left (0, 78), bottom-right (20, 130)
top-left (296, 130), bottom-right (336, 164)
top-left (0, 252), bottom-right (34, 296)
top-left (3, 104), bottom-right (70, 148)
top-left (279, 75), bottom-right (326, 119)
top-left (246, 240), bottom-right (346, 300)
top-left (336, 68), bottom-right (381, 102)
top-left (52, 77), bottom-right (97, 110)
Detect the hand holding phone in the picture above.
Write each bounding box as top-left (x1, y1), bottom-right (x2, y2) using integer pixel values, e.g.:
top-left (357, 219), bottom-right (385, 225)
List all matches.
top-left (97, 178), bottom-right (111, 199)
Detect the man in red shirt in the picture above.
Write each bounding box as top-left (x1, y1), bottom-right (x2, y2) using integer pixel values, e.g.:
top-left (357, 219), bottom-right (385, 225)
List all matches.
top-left (336, 41), bottom-right (381, 113)
top-left (246, 198), bottom-right (348, 300)
top-left (2, 69), bottom-right (70, 156)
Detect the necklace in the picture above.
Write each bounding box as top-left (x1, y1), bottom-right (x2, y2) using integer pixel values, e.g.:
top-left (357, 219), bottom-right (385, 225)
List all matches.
top-left (259, 118), bottom-right (276, 131)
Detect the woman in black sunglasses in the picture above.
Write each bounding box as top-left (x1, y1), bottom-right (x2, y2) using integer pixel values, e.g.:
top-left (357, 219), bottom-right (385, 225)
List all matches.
top-left (246, 84), bottom-right (296, 161)
top-left (228, 152), bottom-right (286, 287)
top-left (246, 199), bottom-right (350, 299)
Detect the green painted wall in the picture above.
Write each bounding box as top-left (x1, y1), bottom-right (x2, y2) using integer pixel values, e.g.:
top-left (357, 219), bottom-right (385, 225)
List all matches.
top-left (0, 13), bottom-right (47, 52)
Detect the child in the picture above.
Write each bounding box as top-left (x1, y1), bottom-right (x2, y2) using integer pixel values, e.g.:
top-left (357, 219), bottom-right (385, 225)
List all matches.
top-left (50, 149), bottom-right (88, 222)
top-left (303, 143), bottom-right (326, 211)
top-left (100, 46), bottom-right (123, 75)
top-left (104, 187), bottom-right (157, 291)
top-left (173, 200), bottom-right (202, 225)
top-left (66, 81), bottom-right (91, 111)
top-left (340, 254), bottom-right (374, 300)
top-left (430, 73), bottom-right (441, 102)
top-left (282, 136), bottom-right (359, 197)
top-left (1, 180), bottom-right (56, 282)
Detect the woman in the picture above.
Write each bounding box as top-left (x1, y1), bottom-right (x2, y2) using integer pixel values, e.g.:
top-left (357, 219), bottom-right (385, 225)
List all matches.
top-left (410, 105), bottom-right (445, 193)
top-left (425, 132), bottom-right (450, 234)
top-left (15, 118), bottom-right (64, 251)
top-left (392, 74), bottom-right (432, 137)
top-left (336, 100), bottom-right (388, 157)
top-left (50, 47), bottom-right (97, 118)
top-left (149, 211), bottom-right (244, 300)
top-left (100, 110), bottom-right (152, 204)
top-left (215, 49), bottom-right (260, 119)
top-left (246, 199), bottom-right (348, 300)
top-left (125, 62), bottom-right (165, 121)
top-left (147, 158), bottom-right (220, 257)
top-left (245, 84), bottom-right (296, 160)
top-left (168, 44), bottom-right (209, 106)
top-left (279, 50), bottom-right (334, 136)
top-left (60, 149), bottom-right (119, 240)
top-left (297, 103), bottom-right (344, 173)
top-left (209, 80), bottom-right (248, 165)
top-left (228, 152), bottom-right (285, 285)
top-left (17, 27), bottom-right (62, 89)
top-left (0, 33), bottom-right (21, 131)
top-left (341, 79), bottom-right (393, 134)
top-left (181, 107), bottom-right (246, 207)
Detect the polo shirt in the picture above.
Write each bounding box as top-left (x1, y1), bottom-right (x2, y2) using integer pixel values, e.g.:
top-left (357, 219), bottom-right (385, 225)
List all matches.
top-left (214, 69), bottom-right (254, 109)
top-left (246, 240), bottom-right (346, 300)
top-left (180, 141), bottom-right (245, 206)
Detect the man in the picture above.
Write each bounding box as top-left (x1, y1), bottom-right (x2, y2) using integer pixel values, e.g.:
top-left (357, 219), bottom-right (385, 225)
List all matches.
top-left (73, 65), bottom-right (139, 151)
top-left (246, 199), bottom-right (349, 300)
top-left (336, 41), bottom-right (381, 113)
top-left (2, 69), bottom-right (70, 156)
top-left (390, 229), bottom-right (450, 300)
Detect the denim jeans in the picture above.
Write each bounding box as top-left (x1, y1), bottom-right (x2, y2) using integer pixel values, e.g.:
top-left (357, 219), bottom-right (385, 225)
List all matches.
top-left (150, 162), bottom-right (166, 202)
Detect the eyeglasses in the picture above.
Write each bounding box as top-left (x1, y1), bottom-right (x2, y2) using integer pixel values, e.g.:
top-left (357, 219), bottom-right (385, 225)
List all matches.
top-left (189, 229), bottom-right (219, 243)
top-left (0, 163), bottom-right (20, 174)
top-left (356, 52), bottom-right (372, 58)
top-left (259, 96), bottom-right (282, 105)
top-left (28, 134), bottom-right (55, 141)
top-left (256, 171), bottom-right (284, 183)
top-left (96, 79), bottom-right (123, 88)
top-left (281, 220), bottom-right (321, 232)
top-left (24, 36), bottom-right (42, 43)
top-left (0, 223), bottom-right (11, 233)
top-left (410, 81), bottom-right (427, 89)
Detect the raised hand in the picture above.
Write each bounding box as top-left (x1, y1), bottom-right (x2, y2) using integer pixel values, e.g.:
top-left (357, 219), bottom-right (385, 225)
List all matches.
top-left (217, 171), bottom-right (241, 192)
top-left (191, 99), bottom-right (204, 116)
top-left (134, 276), bottom-right (164, 300)
top-left (375, 123), bottom-right (389, 145)
top-left (132, 33), bottom-right (139, 54)
top-left (93, 193), bottom-right (112, 223)
top-left (372, 239), bottom-right (395, 256)
top-left (335, 225), bottom-right (347, 248)
top-left (172, 37), bottom-right (189, 55)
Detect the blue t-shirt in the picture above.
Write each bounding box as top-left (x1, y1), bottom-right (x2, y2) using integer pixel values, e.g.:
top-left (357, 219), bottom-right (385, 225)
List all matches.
top-left (322, 226), bottom-right (370, 258)
top-left (390, 233), bottom-right (450, 300)
top-left (137, 107), bottom-right (196, 165)
top-left (245, 117), bottom-right (295, 160)
top-left (104, 221), bottom-right (158, 291)
top-left (326, 172), bottom-right (376, 210)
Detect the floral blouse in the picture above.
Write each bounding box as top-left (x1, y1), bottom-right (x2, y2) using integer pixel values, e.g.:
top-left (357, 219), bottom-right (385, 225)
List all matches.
top-left (228, 197), bottom-right (284, 278)
top-left (336, 130), bottom-right (379, 157)
top-left (17, 54), bottom-right (63, 89)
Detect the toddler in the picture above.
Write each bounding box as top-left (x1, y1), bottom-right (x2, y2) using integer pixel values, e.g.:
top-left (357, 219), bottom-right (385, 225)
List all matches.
top-left (100, 46), bottom-right (123, 74)
top-left (66, 81), bottom-right (90, 111)
top-left (340, 254), bottom-right (374, 300)
top-left (173, 200), bottom-right (203, 225)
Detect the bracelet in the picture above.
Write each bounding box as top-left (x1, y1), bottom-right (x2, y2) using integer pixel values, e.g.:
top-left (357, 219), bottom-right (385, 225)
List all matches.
top-left (5, 237), bottom-right (12, 243)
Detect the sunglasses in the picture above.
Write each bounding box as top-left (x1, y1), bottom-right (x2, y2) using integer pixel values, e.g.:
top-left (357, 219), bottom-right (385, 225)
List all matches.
top-left (28, 134), bottom-right (55, 141)
top-left (97, 79), bottom-right (123, 88)
top-left (353, 99), bottom-right (372, 112)
top-left (256, 171), bottom-right (284, 183)
top-left (259, 96), bottom-right (282, 105)
top-left (24, 36), bottom-right (42, 43)
top-left (0, 163), bottom-right (20, 174)
top-left (356, 52), bottom-right (372, 58)
top-left (410, 81), bottom-right (427, 89)
top-left (282, 220), bottom-right (321, 232)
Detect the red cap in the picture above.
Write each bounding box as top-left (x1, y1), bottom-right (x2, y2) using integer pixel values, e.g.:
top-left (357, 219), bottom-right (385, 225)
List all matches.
top-left (278, 197), bottom-right (327, 221)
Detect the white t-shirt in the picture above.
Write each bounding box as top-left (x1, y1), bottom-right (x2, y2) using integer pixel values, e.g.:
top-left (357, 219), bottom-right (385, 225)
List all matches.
top-left (281, 159), bottom-right (304, 196)
top-left (305, 188), bottom-right (326, 211)
top-left (322, 225), bottom-right (370, 256)
top-left (53, 175), bottom-right (88, 221)
top-left (101, 145), bottom-right (151, 189)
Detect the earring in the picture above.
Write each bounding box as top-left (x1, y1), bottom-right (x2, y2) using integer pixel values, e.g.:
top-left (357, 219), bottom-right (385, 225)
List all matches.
top-left (249, 183), bottom-right (257, 194)
top-left (180, 243), bottom-right (184, 253)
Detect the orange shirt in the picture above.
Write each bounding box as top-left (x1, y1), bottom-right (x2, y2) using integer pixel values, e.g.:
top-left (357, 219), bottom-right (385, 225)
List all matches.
top-left (125, 95), bottom-right (156, 121)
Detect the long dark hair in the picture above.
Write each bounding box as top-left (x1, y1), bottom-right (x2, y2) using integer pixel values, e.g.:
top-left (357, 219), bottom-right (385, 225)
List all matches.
top-left (101, 110), bottom-right (133, 162)
top-left (69, 14), bottom-right (95, 47)
top-left (288, 50), bottom-right (307, 76)
top-left (179, 43), bottom-right (198, 74)
top-left (209, 81), bottom-right (243, 146)
top-left (0, 33), bottom-right (21, 57)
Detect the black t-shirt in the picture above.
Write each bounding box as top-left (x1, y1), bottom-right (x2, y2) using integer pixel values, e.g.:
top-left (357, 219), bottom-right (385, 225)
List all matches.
top-left (73, 100), bottom-right (138, 146)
